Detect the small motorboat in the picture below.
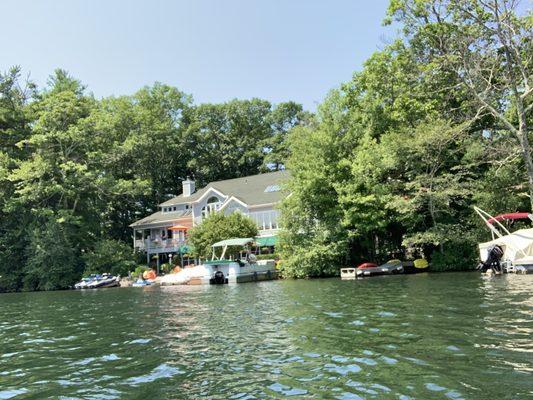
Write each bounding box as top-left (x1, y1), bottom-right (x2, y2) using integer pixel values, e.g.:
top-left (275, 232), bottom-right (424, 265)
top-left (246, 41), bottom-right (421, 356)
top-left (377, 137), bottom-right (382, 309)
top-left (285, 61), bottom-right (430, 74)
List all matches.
top-left (132, 279), bottom-right (153, 287)
top-left (356, 259), bottom-right (403, 278)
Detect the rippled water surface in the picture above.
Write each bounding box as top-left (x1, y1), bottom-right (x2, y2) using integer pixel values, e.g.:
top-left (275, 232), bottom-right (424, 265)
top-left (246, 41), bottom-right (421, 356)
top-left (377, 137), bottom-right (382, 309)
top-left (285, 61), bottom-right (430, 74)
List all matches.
top-left (0, 273), bottom-right (532, 399)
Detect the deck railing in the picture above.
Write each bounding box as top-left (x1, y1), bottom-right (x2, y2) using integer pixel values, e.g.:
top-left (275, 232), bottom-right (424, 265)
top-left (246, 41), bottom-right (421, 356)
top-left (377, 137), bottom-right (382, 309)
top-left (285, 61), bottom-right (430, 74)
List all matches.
top-left (134, 238), bottom-right (186, 251)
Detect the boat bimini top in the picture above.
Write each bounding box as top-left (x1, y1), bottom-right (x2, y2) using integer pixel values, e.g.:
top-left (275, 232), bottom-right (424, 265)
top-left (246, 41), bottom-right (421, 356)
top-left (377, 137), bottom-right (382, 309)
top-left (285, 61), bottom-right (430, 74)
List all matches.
top-left (475, 206), bottom-right (533, 265)
top-left (211, 238), bottom-right (254, 260)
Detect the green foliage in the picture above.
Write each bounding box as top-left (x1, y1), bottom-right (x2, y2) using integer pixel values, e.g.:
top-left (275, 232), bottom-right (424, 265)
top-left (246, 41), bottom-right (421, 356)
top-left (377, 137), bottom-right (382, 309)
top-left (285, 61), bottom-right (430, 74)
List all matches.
top-left (131, 265), bottom-right (149, 279)
top-left (278, 1), bottom-right (531, 276)
top-left (83, 239), bottom-right (136, 277)
top-left (430, 240), bottom-right (478, 272)
top-left (23, 216), bottom-right (83, 291)
top-left (159, 263), bottom-right (171, 273)
top-left (188, 212), bottom-right (258, 259)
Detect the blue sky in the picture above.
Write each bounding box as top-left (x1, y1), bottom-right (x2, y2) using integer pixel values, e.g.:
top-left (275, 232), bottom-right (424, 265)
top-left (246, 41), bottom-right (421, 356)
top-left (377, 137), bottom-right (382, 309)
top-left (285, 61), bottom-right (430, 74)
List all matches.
top-left (1, 0), bottom-right (395, 110)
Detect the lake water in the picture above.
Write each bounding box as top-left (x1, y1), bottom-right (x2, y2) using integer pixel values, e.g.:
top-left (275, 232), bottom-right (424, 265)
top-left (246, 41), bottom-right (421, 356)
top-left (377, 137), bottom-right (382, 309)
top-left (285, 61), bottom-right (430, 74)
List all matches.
top-left (0, 273), bottom-right (531, 399)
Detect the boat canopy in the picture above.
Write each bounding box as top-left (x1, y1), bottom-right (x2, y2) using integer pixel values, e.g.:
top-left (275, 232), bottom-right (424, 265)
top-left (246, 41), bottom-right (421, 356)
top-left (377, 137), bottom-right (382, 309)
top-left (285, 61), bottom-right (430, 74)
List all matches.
top-left (487, 213), bottom-right (533, 224)
top-left (211, 238), bottom-right (254, 248)
top-left (479, 228), bottom-right (533, 263)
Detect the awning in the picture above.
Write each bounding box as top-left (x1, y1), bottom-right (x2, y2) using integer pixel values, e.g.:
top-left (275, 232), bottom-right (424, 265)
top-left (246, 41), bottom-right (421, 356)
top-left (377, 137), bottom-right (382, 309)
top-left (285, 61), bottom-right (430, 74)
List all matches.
top-left (255, 235), bottom-right (278, 247)
top-left (170, 225), bottom-right (189, 231)
top-left (211, 238), bottom-right (254, 248)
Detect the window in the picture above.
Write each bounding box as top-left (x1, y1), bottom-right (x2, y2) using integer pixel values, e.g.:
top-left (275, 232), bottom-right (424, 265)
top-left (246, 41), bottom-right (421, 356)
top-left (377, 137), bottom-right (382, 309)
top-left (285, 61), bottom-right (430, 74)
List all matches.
top-left (202, 196), bottom-right (222, 217)
top-left (250, 210), bottom-right (279, 231)
top-left (173, 206), bottom-right (177, 211)
top-left (185, 205), bottom-right (189, 210)
top-left (264, 185), bottom-right (281, 193)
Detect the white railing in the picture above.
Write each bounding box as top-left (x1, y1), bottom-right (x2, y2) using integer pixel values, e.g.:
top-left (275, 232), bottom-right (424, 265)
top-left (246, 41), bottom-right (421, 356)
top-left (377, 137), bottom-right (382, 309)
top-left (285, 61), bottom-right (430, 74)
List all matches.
top-left (135, 238), bottom-right (186, 251)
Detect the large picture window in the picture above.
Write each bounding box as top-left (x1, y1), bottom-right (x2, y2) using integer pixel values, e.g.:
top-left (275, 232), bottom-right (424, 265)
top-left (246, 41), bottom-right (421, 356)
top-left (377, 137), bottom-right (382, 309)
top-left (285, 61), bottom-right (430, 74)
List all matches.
top-left (250, 210), bottom-right (280, 231)
top-left (202, 196), bottom-right (222, 217)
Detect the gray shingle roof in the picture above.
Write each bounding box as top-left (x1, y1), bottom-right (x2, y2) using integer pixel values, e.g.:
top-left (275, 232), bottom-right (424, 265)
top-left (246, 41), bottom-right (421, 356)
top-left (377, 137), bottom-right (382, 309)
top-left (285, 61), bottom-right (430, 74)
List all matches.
top-left (159, 170), bottom-right (290, 207)
top-left (129, 209), bottom-right (192, 228)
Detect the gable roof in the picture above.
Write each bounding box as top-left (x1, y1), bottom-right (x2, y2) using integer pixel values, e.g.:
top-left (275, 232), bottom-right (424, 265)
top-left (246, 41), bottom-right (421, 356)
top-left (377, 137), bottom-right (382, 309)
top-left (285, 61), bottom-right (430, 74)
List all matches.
top-left (129, 209), bottom-right (192, 228)
top-left (159, 170), bottom-right (289, 207)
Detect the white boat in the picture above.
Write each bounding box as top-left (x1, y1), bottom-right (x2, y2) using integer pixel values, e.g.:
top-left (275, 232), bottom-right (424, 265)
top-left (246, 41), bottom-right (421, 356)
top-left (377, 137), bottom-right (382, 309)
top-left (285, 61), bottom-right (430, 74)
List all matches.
top-left (75, 273), bottom-right (120, 289)
top-left (160, 238), bottom-right (278, 285)
top-left (74, 275), bottom-right (96, 289)
top-left (474, 207), bottom-right (533, 274)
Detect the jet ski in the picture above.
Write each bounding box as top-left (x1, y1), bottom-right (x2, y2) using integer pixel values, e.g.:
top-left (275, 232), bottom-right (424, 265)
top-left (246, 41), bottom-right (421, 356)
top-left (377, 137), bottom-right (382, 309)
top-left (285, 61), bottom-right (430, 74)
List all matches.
top-left (85, 273), bottom-right (120, 289)
top-left (74, 275), bottom-right (97, 289)
top-left (356, 259), bottom-right (403, 277)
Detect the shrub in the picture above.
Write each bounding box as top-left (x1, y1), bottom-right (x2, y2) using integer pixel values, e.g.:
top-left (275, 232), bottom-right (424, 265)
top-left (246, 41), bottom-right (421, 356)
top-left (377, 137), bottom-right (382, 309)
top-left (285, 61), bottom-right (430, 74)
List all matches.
top-left (430, 240), bottom-right (478, 272)
top-left (131, 265), bottom-right (149, 279)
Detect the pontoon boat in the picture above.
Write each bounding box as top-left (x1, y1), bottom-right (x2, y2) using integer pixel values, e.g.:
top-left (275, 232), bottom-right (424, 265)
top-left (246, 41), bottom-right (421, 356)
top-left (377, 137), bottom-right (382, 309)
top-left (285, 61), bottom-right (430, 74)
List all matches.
top-left (474, 207), bottom-right (533, 274)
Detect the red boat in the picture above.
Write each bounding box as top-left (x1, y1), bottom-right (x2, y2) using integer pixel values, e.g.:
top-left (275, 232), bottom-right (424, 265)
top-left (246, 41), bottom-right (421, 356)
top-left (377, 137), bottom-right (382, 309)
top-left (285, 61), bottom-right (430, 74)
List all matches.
top-left (357, 262), bottom-right (378, 269)
top-left (356, 260), bottom-right (403, 277)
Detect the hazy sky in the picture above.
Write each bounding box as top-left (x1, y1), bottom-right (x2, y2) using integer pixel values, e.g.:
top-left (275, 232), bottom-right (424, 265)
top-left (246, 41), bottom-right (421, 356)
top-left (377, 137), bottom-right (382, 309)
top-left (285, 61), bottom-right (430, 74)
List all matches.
top-left (1, 0), bottom-right (396, 110)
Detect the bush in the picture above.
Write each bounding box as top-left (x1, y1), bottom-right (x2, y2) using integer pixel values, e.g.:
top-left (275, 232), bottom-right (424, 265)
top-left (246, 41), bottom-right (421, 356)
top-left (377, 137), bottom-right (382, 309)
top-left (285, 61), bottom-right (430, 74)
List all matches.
top-left (83, 239), bottom-right (136, 277)
top-left (131, 265), bottom-right (149, 279)
top-left (160, 263), bottom-right (171, 273)
top-left (430, 240), bottom-right (478, 272)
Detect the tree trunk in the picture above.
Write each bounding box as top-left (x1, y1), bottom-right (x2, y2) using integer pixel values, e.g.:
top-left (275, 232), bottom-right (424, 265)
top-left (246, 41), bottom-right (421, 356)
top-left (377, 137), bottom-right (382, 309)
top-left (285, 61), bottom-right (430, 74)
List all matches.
top-left (516, 117), bottom-right (533, 211)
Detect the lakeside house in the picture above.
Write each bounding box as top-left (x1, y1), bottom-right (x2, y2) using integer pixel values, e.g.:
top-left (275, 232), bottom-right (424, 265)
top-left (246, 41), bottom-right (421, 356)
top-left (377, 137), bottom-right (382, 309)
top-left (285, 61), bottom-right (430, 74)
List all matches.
top-left (130, 170), bottom-right (289, 267)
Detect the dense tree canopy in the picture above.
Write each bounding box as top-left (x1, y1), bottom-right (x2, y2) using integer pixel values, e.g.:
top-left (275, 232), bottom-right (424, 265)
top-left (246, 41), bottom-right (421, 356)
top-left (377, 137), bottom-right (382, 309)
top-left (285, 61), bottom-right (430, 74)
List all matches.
top-left (0, 68), bottom-right (304, 291)
top-left (278, 0), bottom-right (531, 278)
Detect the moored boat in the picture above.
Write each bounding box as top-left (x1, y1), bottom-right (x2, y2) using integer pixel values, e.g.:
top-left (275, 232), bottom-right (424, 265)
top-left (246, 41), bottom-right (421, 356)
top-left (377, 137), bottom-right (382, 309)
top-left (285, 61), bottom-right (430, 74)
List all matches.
top-left (160, 238), bottom-right (278, 286)
top-left (75, 273), bottom-right (120, 289)
top-left (474, 207), bottom-right (533, 274)
top-left (356, 259), bottom-right (403, 278)
top-left (74, 275), bottom-right (96, 289)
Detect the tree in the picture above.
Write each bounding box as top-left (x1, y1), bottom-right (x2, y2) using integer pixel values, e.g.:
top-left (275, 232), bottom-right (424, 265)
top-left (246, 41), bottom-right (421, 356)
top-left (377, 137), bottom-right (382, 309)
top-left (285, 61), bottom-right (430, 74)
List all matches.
top-left (23, 215), bottom-right (83, 291)
top-left (263, 101), bottom-right (313, 170)
top-left (278, 94), bottom-right (352, 278)
top-left (0, 68), bottom-right (33, 292)
top-left (182, 99), bottom-right (273, 185)
top-left (83, 239), bottom-right (137, 277)
top-left (386, 0), bottom-right (533, 210)
top-left (187, 212), bottom-right (258, 259)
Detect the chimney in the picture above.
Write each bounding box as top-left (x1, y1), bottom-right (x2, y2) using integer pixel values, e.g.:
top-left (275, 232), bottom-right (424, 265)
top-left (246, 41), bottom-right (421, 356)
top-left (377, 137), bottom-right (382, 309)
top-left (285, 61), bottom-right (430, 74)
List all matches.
top-left (182, 177), bottom-right (195, 197)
